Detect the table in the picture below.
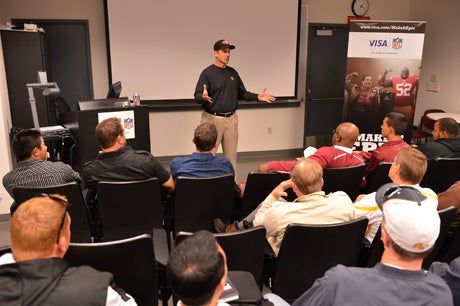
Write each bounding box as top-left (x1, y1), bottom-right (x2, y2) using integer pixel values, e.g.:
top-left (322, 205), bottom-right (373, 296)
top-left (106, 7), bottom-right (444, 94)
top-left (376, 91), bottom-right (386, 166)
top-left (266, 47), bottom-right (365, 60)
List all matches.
top-left (426, 112), bottom-right (460, 123)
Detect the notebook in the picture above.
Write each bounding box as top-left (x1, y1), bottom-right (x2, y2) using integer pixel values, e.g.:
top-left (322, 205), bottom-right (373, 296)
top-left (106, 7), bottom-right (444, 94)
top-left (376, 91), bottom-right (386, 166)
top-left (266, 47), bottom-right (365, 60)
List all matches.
top-left (219, 276), bottom-right (239, 303)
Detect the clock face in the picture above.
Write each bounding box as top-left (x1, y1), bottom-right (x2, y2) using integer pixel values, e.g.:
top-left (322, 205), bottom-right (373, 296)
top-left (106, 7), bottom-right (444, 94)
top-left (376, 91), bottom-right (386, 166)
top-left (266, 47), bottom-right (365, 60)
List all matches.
top-left (352, 0), bottom-right (369, 17)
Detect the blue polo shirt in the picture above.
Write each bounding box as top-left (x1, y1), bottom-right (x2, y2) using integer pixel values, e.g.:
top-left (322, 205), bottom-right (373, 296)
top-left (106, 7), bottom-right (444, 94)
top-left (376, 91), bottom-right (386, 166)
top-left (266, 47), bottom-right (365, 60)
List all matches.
top-left (170, 153), bottom-right (234, 180)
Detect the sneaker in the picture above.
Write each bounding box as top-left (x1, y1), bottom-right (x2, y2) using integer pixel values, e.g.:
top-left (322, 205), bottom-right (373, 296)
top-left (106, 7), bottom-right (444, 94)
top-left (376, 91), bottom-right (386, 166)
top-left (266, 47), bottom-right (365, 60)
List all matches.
top-left (214, 218), bottom-right (227, 233)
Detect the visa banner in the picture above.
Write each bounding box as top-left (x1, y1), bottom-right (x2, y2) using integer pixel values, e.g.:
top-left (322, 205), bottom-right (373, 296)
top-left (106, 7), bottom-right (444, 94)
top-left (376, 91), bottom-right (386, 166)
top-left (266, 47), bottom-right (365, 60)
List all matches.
top-left (344, 20), bottom-right (426, 151)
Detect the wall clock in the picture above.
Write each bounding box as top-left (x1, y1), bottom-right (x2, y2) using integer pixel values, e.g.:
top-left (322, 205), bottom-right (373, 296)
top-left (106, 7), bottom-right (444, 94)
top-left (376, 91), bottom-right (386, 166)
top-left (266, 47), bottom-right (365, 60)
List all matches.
top-left (352, 0), bottom-right (369, 17)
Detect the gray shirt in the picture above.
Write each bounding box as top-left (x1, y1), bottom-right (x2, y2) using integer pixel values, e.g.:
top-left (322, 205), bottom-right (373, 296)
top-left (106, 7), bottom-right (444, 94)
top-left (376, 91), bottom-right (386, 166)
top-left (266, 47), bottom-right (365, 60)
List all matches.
top-left (293, 263), bottom-right (453, 306)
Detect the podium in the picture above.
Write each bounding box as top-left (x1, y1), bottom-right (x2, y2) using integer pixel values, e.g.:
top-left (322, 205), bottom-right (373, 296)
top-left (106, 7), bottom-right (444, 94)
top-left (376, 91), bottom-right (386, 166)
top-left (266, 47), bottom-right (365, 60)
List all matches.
top-left (62, 106), bottom-right (150, 171)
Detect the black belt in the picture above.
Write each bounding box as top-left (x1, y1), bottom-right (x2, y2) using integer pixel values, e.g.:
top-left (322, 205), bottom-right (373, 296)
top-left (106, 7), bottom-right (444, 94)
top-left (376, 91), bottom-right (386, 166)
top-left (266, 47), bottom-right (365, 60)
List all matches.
top-left (205, 110), bottom-right (235, 117)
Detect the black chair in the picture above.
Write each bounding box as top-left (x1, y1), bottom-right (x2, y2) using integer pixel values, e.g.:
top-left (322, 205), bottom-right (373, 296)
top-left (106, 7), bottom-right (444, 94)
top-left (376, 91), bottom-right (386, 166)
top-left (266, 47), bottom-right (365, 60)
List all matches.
top-left (52, 96), bottom-right (72, 125)
top-left (322, 164), bottom-right (366, 201)
top-left (239, 171), bottom-right (294, 217)
top-left (65, 234), bottom-right (160, 306)
top-left (13, 182), bottom-right (93, 242)
top-left (172, 174), bottom-right (235, 234)
top-left (361, 226), bottom-right (383, 267)
top-left (365, 162), bottom-right (392, 193)
top-left (96, 178), bottom-right (165, 241)
top-left (422, 206), bottom-right (457, 269)
top-left (175, 226), bottom-right (267, 287)
top-left (421, 158), bottom-right (460, 193)
top-left (96, 178), bottom-right (170, 264)
top-left (438, 219), bottom-right (460, 263)
top-left (269, 217), bottom-right (368, 303)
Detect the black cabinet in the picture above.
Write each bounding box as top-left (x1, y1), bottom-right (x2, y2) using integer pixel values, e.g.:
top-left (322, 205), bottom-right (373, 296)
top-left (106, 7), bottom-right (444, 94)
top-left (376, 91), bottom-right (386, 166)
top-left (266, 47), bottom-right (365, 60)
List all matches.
top-left (1, 30), bottom-right (51, 129)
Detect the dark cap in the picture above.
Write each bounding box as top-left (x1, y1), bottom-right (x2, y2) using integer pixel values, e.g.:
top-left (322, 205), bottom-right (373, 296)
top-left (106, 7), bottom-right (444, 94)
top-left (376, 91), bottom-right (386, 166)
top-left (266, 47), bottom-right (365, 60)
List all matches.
top-left (214, 39), bottom-right (235, 51)
top-left (375, 183), bottom-right (427, 209)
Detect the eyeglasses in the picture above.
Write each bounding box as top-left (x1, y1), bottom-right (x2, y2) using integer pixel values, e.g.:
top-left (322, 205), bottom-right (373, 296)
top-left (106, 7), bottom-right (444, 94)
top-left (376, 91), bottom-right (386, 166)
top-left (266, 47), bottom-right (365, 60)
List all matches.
top-left (31, 193), bottom-right (70, 244)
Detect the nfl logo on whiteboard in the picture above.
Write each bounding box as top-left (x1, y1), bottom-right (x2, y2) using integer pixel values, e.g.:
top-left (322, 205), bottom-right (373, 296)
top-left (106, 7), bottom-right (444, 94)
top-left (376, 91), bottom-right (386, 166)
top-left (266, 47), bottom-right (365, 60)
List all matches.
top-left (392, 38), bottom-right (402, 50)
top-left (124, 118), bottom-right (134, 129)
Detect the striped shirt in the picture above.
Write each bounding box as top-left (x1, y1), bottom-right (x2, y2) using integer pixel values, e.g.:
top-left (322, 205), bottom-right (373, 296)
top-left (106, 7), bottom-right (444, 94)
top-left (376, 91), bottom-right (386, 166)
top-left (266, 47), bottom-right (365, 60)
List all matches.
top-left (2, 158), bottom-right (81, 198)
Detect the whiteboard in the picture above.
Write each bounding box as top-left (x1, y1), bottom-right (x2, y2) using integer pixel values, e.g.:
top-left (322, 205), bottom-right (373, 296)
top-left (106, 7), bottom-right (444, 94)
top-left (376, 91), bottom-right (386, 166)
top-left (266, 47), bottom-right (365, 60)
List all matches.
top-left (105, 0), bottom-right (300, 101)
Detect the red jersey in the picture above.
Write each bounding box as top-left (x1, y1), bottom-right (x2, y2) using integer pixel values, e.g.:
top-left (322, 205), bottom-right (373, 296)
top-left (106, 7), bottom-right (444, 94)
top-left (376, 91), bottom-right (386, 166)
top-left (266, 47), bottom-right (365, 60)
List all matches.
top-left (267, 146), bottom-right (364, 172)
top-left (390, 75), bottom-right (419, 107)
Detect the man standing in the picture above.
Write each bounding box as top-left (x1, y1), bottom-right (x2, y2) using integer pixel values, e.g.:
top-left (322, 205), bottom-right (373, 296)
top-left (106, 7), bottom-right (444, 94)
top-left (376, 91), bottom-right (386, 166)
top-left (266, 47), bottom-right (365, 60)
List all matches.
top-left (292, 184), bottom-right (453, 306)
top-left (416, 117), bottom-right (460, 160)
top-left (194, 39), bottom-right (276, 171)
top-left (354, 148), bottom-right (437, 244)
top-left (360, 112), bottom-right (410, 188)
top-left (82, 117), bottom-right (173, 195)
top-left (258, 122), bottom-right (364, 173)
top-left (0, 194), bottom-right (136, 305)
top-left (170, 122), bottom-right (234, 180)
top-left (378, 67), bottom-right (419, 125)
top-left (2, 129), bottom-right (81, 212)
top-left (216, 159), bottom-right (355, 256)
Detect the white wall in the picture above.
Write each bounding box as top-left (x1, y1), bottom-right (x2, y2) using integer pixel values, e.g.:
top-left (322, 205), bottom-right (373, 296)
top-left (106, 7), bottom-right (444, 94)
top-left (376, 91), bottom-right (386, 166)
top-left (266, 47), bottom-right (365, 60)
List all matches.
top-left (408, 0), bottom-right (460, 123)
top-left (0, 36), bottom-right (14, 213)
top-left (1, 0), bottom-right (459, 212)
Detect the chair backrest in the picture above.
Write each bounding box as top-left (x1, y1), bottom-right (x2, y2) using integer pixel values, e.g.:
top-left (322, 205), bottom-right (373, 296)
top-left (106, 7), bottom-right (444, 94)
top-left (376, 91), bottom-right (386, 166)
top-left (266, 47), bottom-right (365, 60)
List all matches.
top-left (65, 234), bottom-right (158, 306)
top-left (173, 174), bottom-right (235, 233)
top-left (421, 157), bottom-right (460, 193)
top-left (97, 178), bottom-right (164, 241)
top-left (364, 226), bottom-right (383, 267)
top-left (52, 96), bottom-right (71, 124)
top-left (421, 109), bottom-right (445, 132)
top-left (271, 217), bottom-right (368, 302)
top-left (13, 182), bottom-right (92, 242)
top-left (175, 226), bottom-right (267, 286)
top-left (241, 172), bottom-right (294, 216)
top-left (365, 162), bottom-right (393, 193)
top-left (422, 205), bottom-right (457, 269)
top-left (322, 164), bottom-right (366, 201)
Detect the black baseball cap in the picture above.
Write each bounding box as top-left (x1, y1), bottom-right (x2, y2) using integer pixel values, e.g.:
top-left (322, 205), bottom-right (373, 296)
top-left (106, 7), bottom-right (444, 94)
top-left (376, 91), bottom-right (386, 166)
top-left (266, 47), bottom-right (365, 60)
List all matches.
top-left (214, 39), bottom-right (235, 51)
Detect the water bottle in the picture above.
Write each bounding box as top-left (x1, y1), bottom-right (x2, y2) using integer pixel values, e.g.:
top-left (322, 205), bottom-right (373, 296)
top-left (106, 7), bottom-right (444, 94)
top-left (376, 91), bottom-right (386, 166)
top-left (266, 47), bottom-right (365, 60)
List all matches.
top-left (133, 93), bottom-right (141, 106)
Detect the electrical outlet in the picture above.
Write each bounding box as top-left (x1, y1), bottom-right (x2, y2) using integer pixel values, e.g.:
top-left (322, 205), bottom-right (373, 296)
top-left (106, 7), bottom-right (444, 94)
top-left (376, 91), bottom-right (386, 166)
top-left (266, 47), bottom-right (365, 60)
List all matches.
top-left (267, 126), bottom-right (273, 134)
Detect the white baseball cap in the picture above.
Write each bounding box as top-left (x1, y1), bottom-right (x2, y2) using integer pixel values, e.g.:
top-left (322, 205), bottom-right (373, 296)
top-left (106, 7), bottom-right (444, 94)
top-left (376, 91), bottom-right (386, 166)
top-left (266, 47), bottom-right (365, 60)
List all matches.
top-left (376, 183), bottom-right (440, 253)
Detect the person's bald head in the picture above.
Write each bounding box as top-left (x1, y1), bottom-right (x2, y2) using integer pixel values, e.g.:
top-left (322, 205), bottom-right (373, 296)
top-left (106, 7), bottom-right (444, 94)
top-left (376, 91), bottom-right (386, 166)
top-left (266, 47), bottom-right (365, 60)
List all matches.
top-left (332, 122), bottom-right (360, 148)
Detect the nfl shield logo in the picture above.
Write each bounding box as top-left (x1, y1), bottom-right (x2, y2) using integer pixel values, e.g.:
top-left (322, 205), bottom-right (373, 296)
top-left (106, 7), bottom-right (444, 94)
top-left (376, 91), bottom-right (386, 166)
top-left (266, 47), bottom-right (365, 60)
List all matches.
top-left (124, 118), bottom-right (134, 129)
top-left (392, 38), bottom-right (402, 50)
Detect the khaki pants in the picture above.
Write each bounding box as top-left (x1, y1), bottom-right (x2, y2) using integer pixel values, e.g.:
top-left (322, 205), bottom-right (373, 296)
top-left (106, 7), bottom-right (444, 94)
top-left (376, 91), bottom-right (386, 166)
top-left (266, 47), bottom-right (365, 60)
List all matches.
top-left (201, 111), bottom-right (238, 173)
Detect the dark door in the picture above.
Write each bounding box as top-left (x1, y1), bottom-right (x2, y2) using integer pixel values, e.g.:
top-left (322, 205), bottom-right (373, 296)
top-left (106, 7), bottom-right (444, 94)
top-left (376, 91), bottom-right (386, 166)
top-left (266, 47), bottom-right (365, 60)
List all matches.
top-left (1, 30), bottom-right (49, 129)
top-left (304, 24), bottom-right (349, 142)
top-left (13, 19), bottom-right (93, 121)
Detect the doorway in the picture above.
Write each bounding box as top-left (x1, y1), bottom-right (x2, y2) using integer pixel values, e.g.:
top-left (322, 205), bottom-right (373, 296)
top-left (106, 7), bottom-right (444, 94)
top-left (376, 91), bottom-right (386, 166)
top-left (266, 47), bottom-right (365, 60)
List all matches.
top-left (304, 24), bottom-right (349, 145)
top-left (13, 19), bottom-right (93, 124)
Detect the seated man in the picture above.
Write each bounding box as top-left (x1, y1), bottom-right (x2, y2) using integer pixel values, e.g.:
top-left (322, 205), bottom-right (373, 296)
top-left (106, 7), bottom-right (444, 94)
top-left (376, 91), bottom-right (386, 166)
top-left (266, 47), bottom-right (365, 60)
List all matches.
top-left (416, 117), bottom-right (460, 160)
top-left (167, 230), bottom-right (229, 306)
top-left (430, 256), bottom-right (460, 306)
top-left (81, 117), bottom-right (173, 197)
top-left (354, 148), bottom-right (437, 244)
top-left (2, 129), bottom-right (81, 212)
top-left (216, 159), bottom-right (355, 256)
top-left (170, 122), bottom-right (234, 180)
top-left (0, 194), bottom-right (136, 305)
top-left (258, 122), bottom-right (364, 172)
top-left (292, 184), bottom-right (453, 306)
top-left (360, 111), bottom-right (410, 188)
top-left (167, 230), bottom-right (287, 306)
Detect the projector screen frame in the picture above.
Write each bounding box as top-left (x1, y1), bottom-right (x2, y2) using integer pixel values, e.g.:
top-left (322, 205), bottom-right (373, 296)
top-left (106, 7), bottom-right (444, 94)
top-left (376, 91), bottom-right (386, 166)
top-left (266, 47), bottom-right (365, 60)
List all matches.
top-left (103, 0), bottom-right (302, 104)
